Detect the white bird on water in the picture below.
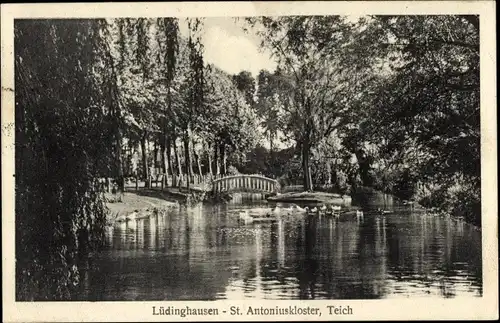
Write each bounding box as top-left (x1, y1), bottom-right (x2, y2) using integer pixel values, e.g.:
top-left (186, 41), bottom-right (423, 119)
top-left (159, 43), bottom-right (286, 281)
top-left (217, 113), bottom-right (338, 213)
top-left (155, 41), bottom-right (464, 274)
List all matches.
top-left (329, 205), bottom-right (341, 217)
top-left (239, 210), bottom-right (250, 218)
top-left (238, 210), bottom-right (254, 224)
top-left (127, 211), bottom-right (138, 220)
top-left (292, 205), bottom-right (307, 213)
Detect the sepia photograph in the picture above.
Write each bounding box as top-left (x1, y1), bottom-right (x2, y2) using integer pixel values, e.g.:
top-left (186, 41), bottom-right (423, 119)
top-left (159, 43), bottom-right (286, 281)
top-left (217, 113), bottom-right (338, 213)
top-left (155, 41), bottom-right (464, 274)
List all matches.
top-left (1, 1), bottom-right (497, 322)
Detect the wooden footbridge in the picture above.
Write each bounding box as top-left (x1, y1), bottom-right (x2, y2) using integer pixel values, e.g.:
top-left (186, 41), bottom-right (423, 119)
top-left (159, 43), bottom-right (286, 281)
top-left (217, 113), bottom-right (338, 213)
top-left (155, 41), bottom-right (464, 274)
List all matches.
top-left (212, 174), bottom-right (279, 194)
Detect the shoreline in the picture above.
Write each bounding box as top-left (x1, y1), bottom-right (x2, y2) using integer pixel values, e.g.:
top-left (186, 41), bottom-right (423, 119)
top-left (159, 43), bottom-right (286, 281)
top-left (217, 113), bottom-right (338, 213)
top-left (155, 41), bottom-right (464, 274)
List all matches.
top-left (266, 191), bottom-right (352, 205)
top-left (105, 191), bottom-right (180, 225)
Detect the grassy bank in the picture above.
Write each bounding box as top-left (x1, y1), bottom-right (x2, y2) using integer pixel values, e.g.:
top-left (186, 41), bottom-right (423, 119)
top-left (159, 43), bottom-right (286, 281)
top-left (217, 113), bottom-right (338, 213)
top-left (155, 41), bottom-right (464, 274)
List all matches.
top-left (105, 191), bottom-right (180, 224)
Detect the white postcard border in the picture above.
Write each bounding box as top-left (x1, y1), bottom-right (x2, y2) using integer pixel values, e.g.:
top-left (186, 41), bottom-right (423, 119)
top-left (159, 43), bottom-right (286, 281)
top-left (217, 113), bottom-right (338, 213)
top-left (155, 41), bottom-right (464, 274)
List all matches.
top-left (1, 1), bottom-right (497, 322)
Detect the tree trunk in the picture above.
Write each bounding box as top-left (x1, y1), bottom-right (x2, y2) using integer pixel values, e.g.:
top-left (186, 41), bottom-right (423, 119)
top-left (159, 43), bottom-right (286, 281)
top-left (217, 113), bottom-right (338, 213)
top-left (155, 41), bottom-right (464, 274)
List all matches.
top-left (159, 134), bottom-right (166, 174)
top-left (159, 133), bottom-right (168, 185)
top-left (166, 136), bottom-right (172, 176)
top-left (220, 143), bottom-right (227, 175)
top-left (153, 140), bottom-right (158, 177)
top-left (214, 140), bottom-right (220, 175)
top-left (140, 131), bottom-right (149, 188)
top-left (183, 135), bottom-right (191, 190)
top-left (269, 131), bottom-right (274, 155)
top-left (193, 139), bottom-right (203, 177)
top-left (196, 155), bottom-right (203, 177)
top-left (172, 138), bottom-right (182, 187)
top-left (115, 121), bottom-right (124, 192)
top-left (326, 161), bottom-right (332, 185)
top-left (223, 154), bottom-right (227, 175)
top-left (188, 140), bottom-right (194, 181)
top-left (269, 131), bottom-right (276, 175)
top-left (308, 165), bottom-right (313, 191)
top-left (173, 138), bottom-right (182, 175)
top-left (355, 149), bottom-right (371, 187)
top-left (302, 136), bottom-right (313, 192)
top-left (207, 143), bottom-right (213, 176)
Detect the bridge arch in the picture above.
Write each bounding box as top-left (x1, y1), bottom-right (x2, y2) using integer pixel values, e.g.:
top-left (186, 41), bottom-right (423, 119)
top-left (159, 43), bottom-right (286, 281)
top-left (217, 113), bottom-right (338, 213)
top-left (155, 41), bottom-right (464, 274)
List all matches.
top-left (212, 174), bottom-right (279, 193)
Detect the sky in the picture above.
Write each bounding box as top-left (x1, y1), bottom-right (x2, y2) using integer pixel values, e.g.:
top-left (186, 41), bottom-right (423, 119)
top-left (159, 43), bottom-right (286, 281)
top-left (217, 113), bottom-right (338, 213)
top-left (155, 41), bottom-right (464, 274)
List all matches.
top-left (179, 17), bottom-right (277, 77)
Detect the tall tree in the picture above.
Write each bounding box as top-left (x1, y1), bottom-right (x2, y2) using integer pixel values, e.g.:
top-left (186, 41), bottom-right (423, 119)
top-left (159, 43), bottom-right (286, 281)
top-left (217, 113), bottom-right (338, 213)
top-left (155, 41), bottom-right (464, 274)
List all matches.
top-left (247, 17), bottom-right (366, 191)
top-left (113, 18), bottom-right (159, 186)
top-left (179, 18), bottom-right (205, 189)
top-left (156, 18), bottom-right (180, 180)
top-left (255, 69), bottom-right (287, 156)
top-left (203, 65), bottom-right (260, 174)
top-left (15, 19), bottom-right (113, 300)
top-left (232, 70), bottom-right (256, 107)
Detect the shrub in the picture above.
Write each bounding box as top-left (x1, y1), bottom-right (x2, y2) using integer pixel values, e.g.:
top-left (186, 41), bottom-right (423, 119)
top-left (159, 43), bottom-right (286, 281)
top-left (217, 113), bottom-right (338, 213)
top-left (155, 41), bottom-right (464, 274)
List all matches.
top-left (226, 165), bottom-right (240, 175)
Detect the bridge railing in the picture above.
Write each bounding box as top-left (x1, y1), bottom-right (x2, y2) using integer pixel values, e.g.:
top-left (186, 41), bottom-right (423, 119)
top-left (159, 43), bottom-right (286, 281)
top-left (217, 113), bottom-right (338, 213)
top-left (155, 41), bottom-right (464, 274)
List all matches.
top-left (98, 173), bottom-right (280, 193)
top-left (98, 174), bottom-right (212, 192)
top-left (212, 174), bottom-right (280, 193)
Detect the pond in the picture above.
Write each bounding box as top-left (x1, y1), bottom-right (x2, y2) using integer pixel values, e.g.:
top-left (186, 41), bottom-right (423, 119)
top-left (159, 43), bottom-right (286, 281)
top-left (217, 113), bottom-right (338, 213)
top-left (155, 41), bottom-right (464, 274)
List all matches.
top-left (78, 192), bottom-right (482, 300)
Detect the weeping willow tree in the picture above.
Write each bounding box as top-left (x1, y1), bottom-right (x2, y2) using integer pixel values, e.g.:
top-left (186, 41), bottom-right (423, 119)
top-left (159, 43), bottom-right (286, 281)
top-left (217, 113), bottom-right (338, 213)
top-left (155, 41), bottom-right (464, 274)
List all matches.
top-left (15, 19), bottom-right (116, 300)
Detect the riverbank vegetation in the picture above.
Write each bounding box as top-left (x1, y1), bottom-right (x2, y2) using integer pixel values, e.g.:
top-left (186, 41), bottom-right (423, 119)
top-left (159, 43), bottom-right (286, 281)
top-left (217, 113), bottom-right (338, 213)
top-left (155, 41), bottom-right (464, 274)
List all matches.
top-left (242, 16), bottom-right (480, 226)
top-left (15, 15), bottom-right (480, 300)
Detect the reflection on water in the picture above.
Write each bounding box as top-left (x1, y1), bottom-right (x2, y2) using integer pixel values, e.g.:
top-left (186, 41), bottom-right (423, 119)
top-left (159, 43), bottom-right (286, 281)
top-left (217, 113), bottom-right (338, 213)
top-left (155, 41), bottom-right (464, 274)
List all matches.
top-left (80, 193), bottom-right (482, 300)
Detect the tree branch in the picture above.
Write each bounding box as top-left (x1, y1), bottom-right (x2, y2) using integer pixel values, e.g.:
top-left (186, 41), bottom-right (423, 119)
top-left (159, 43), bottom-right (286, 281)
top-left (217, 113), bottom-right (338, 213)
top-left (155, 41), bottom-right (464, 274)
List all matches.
top-left (460, 15), bottom-right (479, 32)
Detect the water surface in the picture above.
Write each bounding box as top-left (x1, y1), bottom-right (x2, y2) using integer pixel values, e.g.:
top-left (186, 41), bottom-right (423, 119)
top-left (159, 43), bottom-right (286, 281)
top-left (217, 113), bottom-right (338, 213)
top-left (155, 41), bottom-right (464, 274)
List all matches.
top-left (79, 193), bottom-right (482, 300)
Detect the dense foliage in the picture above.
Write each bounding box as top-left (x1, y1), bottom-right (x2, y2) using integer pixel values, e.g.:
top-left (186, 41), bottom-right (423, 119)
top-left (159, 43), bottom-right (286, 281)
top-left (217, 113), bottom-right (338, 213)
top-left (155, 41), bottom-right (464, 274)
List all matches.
top-left (353, 16), bottom-right (481, 225)
top-left (15, 19), bottom-right (112, 300)
top-left (246, 15), bottom-right (480, 225)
